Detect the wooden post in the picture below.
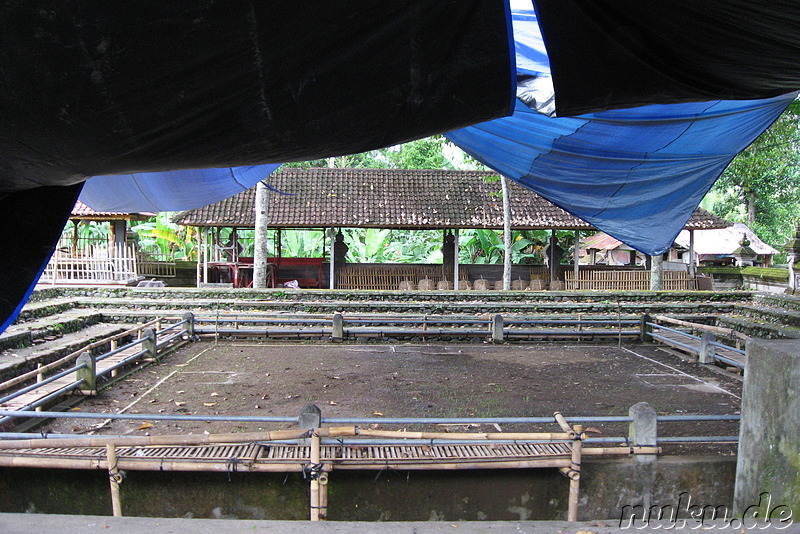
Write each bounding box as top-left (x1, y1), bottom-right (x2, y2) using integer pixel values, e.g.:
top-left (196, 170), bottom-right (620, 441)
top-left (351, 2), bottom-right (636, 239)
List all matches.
top-left (567, 424), bottom-right (583, 522)
top-left (106, 443), bottom-right (123, 517)
top-left (453, 228), bottom-right (460, 290)
top-left (110, 339), bottom-right (119, 378)
top-left (573, 230), bottom-right (580, 290)
top-left (76, 352), bottom-right (96, 395)
top-left (328, 228), bottom-right (336, 290)
top-left (688, 229), bottom-right (696, 282)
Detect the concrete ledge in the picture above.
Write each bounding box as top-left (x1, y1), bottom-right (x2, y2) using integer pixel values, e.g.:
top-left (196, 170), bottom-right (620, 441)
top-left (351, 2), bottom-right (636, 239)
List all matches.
top-left (3, 514), bottom-right (793, 534)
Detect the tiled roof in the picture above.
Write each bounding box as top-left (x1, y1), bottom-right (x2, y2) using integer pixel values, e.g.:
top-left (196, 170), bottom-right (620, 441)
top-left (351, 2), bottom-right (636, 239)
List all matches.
top-left (71, 201), bottom-right (154, 221)
top-left (172, 168), bottom-right (730, 231)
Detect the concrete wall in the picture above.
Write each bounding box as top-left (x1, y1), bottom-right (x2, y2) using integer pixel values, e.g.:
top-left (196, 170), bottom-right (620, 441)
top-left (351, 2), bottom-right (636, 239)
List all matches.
top-left (735, 338), bottom-right (800, 518)
top-left (0, 455), bottom-right (735, 521)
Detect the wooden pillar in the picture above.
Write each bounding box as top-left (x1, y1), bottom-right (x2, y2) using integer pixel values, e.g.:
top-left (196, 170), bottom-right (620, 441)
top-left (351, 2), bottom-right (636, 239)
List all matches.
top-left (203, 227), bottom-right (209, 284)
top-left (549, 230), bottom-right (559, 287)
top-left (573, 230), bottom-right (580, 290)
top-left (688, 229), bottom-right (696, 280)
top-left (328, 228), bottom-right (336, 289)
top-left (453, 229), bottom-right (460, 289)
top-left (253, 181), bottom-right (270, 289)
top-left (501, 176), bottom-right (512, 291)
top-left (650, 255), bottom-right (664, 290)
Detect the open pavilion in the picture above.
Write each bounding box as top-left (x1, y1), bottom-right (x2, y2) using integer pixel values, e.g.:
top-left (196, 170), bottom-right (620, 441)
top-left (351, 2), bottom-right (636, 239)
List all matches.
top-left (173, 167), bottom-right (730, 290)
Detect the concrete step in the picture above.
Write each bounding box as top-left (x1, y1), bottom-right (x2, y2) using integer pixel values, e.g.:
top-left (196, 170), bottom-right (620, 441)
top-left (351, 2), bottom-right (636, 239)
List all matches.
top-left (65, 296), bottom-right (739, 317)
top-left (0, 323), bottom-right (130, 383)
top-left (14, 297), bottom-right (77, 324)
top-left (35, 286), bottom-right (756, 305)
top-left (732, 303), bottom-right (800, 328)
top-left (716, 315), bottom-right (800, 340)
top-left (0, 310), bottom-right (104, 352)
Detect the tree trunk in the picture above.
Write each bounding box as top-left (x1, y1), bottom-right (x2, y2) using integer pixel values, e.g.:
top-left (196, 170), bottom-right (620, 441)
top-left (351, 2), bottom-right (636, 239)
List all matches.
top-left (253, 181), bottom-right (270, 288)
top-left (501, 175), bottom-right (512, 290)
top-left (747, 190), bottom-right (756, 224)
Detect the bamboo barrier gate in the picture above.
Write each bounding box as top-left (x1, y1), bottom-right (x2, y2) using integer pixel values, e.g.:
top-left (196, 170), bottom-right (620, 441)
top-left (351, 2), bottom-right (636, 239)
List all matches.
top-left (0, 413), bottom-right (663, 522)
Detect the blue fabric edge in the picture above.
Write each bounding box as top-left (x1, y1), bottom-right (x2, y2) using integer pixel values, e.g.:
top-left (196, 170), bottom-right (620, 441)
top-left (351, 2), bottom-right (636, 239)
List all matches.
top-left (504, 0), bottom-right (519, 116)
top-left (0, 186), bottom-right (83, 334)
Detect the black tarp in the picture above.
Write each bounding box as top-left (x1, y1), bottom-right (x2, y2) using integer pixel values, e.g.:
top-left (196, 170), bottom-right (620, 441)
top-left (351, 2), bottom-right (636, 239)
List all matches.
top-left (534, 0), bottom-right (800, 116)
top-left (1, 1), bottom-right (514, 191)
top-left (0, 1), bottom-right (514, 330)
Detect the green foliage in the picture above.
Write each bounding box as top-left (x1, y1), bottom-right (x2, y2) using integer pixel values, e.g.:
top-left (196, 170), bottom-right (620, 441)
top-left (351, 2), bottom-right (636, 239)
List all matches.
top-left (706, 100), bottom-right (800, 249)
top-left (131, 213), bottom-right (196, 260)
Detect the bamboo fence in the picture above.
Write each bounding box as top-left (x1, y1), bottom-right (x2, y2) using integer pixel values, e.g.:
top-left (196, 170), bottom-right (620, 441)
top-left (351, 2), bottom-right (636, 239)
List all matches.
top-left (565, 269), bottom-right (692, 290)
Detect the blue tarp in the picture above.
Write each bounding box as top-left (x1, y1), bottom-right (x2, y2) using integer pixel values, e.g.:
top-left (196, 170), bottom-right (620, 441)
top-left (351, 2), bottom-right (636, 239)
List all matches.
top-left (446, 1), bottom-right (797, 255)
top-left (80, 164), bottom-right (281, 212)
top-left (447, 95), bottom-right (794, 255)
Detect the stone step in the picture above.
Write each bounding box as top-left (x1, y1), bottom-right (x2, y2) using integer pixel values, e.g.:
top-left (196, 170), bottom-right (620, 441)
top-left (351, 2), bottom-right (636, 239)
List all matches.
top-left (752, 292), bottom-right (800, 313)
top-left (14, 298), bottom-right (77, 324)
top-left (732, 303), bottom-right (800, 328)
top-left (65, 297), bottom-right (738, 317)
top-left (34, 286), bottom-right (755, 305)
top-left (0, 323), bottom-right (130, 383)
top-left (0, 310), bottom-right (104, 352)
top-left (716, 315), bottom-right (800, 340)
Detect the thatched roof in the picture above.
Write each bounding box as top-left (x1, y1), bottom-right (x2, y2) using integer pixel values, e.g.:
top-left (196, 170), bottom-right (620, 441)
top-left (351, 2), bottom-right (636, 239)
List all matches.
top-left (173, 168), bottom-right (730, 231)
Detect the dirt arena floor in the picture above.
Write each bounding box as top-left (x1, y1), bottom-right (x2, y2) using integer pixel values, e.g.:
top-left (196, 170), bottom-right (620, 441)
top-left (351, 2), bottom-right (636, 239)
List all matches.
top-left (38, 341), bottom-right (743, 454)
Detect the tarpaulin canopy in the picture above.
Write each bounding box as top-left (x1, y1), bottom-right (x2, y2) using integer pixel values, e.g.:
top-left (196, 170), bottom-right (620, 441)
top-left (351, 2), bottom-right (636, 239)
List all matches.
top-left (447, 96), bottom-right (796, 255)
top-left (79, 165), bottom-right (282, 213)
top-left (446, 1), bottom-right (797, 255)
top-left (533, 0), bottom-right (800, 117)
top-left (0, 1), bottom-right (515, 331)
top-left (3, 0), bottom-right (800, 332)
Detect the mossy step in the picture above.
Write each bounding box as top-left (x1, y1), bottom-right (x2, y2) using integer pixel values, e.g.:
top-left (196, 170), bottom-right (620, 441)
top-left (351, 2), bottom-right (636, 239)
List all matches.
top-left (752, 293), bottom-right (800, 313)
top-left (0, 310), bottom-right (104, 352)
top-left (14, 298), bottom-right (77, 323)
top-left (68, 298), bottom-right (736, 316)
top-left (34, 286), bottom-right (755, 305)
top-left (0, 323), bottom-right (129, 383)
top-left (716, 315), bottom-right (800, 340)
top-left (732, 303), bottom-right (800, 328)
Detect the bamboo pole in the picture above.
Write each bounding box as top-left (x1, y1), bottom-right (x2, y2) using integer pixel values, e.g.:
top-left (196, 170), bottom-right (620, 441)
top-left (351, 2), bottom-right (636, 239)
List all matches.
top-left (0, 429), bottom-right (312, 450)
top-left (106, 444), bottom-right (123, 517)
top-left (319, 471), bottom-right (329, 520)
top-left (553, 412), bottom-right (576, 438)
top-left (352, 429), bottom-right (572, 441)
top-left (567, 424), bottom-right (583, 522)
top-left (310, 432), bottom-right (321, 521)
